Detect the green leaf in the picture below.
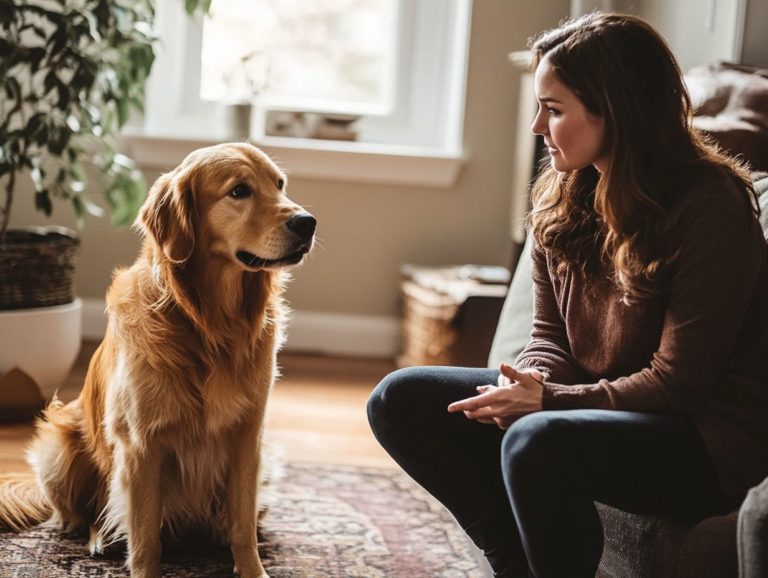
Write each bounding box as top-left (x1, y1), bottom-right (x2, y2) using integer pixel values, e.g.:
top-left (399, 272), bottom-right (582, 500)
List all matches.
top-left (57, 83), bottom-right (70, 109)
top-left (82, 196), bottom-right (105, 217)
top-left (31, 24), bottom-right (48, 40)
top-left (0, 0), bottom-right (14, 24)
top-left (116, 98), bottom-right (129, 127)
top-left (48, 126), bottom-right (72, 155)
top-left (65, 115), bottom-right (81, 133)
top-left (72, 195), bottom-right (85, 227)
top-left (49, 27), bottom-right (67, 54)
top-left (68, 161), bottom-right (86, 183)
top-left (35, 190), bottom-right (53, 216)
top-left (30, 164), bottom-right (45, 192)
top-left (44, 71), bottom-right (58, 95)
top-left (73, 64), bottom-right (96, 89)
top-left (0, 38), bottom-right (13, 58)
top-left (94, 0), bottom-right (110, 30)
top-left (111, 153), bottom-right (134, 170)
top-left (26, 113), bottom-right (49, 144)
top-left (3, 76), bottom-right (20, 100)
top-left (184, 0), bottom-right (211, 18)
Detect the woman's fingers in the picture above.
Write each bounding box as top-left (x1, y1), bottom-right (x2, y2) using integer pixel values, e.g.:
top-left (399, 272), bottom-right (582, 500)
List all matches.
top-left (475, 416), bottom-right (497, 425)
top-left (463, 406), bottom-right (500, 420)
top-left (493, 416), bottom-right (514, 430)
top-left (499, 363), bottom-right (546, 388)
top-left (499, 362), bottom-right (517, 381)
top-left (447, 388), bottom-right (502, 413)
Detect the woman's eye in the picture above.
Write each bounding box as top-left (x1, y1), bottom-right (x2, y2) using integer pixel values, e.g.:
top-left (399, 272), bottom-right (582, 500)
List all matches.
top-left (547, 107), bottom-right (560, 116)
top-left (230, 184), bottom-right (251, 199)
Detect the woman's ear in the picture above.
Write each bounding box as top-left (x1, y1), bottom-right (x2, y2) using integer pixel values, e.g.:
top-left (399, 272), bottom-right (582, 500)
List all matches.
top-left (137, 168), bottom-right (196, 264)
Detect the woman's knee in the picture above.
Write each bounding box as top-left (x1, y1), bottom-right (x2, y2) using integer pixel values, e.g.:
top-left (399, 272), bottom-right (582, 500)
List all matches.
top-left (501, 412), bottom-right (574, 475)
top-left (368, 366), bottom-right (490, 430)
top-left (367, 367), bottom-right (435, 430)
top-left (368, 368), bottom-right (410, 421)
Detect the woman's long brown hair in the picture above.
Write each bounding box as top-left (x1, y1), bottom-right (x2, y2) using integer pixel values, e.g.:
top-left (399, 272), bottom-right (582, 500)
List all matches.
top-left (528, 12), bottom-right (757, 299)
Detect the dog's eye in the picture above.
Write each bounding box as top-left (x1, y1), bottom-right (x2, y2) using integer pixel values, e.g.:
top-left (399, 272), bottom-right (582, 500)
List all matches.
top-left (230, 185), bottom-right (251, 199)
top-left (277, 178), bottom-right (284, 190)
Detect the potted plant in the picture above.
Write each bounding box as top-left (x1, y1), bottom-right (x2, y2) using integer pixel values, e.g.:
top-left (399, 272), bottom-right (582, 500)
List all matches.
top-left (0, 0), bottom-right (208, 419)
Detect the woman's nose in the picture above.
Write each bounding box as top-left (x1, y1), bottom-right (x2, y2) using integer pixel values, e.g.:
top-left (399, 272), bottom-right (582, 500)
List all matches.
top-left (531, 110), bottom-right (546, 136)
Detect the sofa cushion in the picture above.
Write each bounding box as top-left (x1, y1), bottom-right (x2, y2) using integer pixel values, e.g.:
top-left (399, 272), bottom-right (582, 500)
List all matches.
top-left (595, 504), bottom-right (691, 578)
top-left (686, 63), bottom-right (768, 173)
top-left (739, 475), bottom-right (768, 578)
top-left (487, 234), bottom-right (534, 368)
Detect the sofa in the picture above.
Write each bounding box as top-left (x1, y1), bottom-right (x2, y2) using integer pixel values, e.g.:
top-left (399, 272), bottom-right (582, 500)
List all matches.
top-left (488, 170), bottom-right (768, 577)
top-left (686, 62), bottom-right (768, 174)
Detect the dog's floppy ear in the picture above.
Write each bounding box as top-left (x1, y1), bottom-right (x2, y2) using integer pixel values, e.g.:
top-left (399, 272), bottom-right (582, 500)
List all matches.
top-left (137, 168), bottom-right (195, 264)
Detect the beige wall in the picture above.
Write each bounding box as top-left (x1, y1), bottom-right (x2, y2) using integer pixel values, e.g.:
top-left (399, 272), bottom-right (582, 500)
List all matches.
top-left (10, 1), bottom-right (571, 318)
top-left (637, 0), bottom-right (743, 71)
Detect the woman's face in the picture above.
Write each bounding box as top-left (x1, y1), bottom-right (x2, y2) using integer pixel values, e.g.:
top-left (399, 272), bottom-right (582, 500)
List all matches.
top-left (531, 57), bottom-right (608, 173)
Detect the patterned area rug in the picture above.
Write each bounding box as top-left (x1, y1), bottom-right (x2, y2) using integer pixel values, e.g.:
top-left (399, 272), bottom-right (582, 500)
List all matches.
top-left (0, 462), bottom-right (488, 578)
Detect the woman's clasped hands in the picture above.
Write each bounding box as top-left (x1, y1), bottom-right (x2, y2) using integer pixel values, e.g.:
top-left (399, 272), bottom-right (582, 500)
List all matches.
top-left (447, 363), bottom-right (545, 429)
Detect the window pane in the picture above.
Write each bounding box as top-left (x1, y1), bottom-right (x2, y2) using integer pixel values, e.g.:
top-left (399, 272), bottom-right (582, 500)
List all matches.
top-left (201, 0), bottom-right (397, 112)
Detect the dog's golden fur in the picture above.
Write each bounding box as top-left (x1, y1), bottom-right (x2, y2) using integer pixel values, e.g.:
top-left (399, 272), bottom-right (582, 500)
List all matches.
top-left (0, 142), bottom-right (315, 578)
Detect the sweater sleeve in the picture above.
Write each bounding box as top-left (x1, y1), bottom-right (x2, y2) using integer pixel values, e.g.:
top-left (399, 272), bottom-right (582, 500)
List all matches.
top-left (542, 186), bottom-right (766, 414)
top-left (514, 240), bottom-right (585, 384)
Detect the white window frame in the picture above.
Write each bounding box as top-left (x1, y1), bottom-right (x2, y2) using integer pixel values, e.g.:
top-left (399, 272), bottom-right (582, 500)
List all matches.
top-left (122, 0), bottom-right (472, 187)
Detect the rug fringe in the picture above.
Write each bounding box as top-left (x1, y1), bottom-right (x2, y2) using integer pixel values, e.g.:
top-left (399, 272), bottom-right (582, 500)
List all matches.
top-left (0, 472), bottom-right (51, 532)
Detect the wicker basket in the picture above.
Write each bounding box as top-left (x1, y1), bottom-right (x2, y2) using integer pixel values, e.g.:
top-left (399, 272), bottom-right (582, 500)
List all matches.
top-left (397, 265), bottom-right (510, 368)
top-left (0, 226), bottom-right (80, 310)
top-left (398, 280), bottom-right (461, 367)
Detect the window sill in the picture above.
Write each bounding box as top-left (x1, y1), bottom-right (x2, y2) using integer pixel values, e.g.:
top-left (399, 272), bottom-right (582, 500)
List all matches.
top-left (120, 130), bottom-right (466, 188)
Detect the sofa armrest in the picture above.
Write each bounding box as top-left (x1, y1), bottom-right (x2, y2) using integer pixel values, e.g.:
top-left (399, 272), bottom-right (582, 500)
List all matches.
top-left (739, 475), bottom-right (768, 578)
top-left (488, 234), bottom-right (534, 368)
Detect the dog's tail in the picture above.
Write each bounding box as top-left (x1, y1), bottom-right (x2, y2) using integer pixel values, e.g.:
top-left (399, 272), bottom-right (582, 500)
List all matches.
top-left (0, 472), bottom-right (51, 531)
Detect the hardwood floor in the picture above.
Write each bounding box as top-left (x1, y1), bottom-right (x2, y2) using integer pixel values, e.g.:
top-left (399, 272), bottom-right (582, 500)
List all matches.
top-left (0, 341), bottom-right (400, 475)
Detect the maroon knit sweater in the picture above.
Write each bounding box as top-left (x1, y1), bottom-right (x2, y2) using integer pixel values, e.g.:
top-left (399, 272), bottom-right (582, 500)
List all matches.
top-left (515, 174), bottom-right (768, 508)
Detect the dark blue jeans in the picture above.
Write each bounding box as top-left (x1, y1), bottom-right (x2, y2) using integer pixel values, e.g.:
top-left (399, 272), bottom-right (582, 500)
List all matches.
top-left (367, 366), bottom-right (726, 578)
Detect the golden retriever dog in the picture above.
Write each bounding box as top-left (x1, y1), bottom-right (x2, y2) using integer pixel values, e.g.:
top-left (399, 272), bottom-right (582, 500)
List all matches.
top-left (0, 142), bottom-right (316, 578)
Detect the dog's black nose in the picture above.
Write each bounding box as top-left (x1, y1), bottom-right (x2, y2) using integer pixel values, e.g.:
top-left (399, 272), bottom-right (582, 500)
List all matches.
top-left (286, 213), bottom-right (317, 241)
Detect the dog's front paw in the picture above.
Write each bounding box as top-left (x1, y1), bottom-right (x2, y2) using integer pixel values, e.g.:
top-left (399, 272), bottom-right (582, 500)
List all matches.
top-left (129, 554), bottom-right (162, 578)
top-left (88, 525), bottom-right (104, 556)
top-left (233, 562), bottom-right (269, 578)
top-left (130, 569), bottom-right (162, 578)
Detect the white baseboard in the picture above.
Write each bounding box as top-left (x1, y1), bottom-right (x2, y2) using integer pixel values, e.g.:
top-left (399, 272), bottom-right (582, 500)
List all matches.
top-left (80, 298), bottom-right (399, 358)
top-left (284, 310), bottom-right (400, 358)
top-left (81, 298), bottom-right (108, 340)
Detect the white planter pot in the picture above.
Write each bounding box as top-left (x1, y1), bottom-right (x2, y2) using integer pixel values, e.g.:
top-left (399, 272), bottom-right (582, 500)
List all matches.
top-left (0, 298), bottom-right (83, 400)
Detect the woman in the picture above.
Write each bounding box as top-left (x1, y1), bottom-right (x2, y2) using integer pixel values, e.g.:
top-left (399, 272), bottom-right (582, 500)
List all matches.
top-left (367, 12), bottom-right (768, 578)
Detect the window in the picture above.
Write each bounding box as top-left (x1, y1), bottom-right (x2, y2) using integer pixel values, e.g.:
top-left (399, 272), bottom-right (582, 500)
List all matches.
top-left (145, 0), bottom-right (470, 148)
top-left (200, 0), bottom-right (397, 116)
top-left (128, 0), bottom-right (470, 186)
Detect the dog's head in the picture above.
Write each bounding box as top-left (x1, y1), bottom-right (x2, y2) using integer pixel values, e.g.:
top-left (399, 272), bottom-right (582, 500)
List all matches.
top-left (138, 142), bottom-right (315, 272)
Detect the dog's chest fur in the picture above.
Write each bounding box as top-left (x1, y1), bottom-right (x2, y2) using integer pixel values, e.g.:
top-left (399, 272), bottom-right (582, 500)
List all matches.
top-left (103, 344), bottom-right (268, 527)
top-left (107, 344), bottom-right (264, 439)
top-left (200, 362), bottom-right (264, 434)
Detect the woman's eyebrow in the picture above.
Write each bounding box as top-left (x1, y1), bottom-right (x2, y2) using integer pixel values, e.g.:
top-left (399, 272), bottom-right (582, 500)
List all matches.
top-left (538, 96), bottom-right (563, 104)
